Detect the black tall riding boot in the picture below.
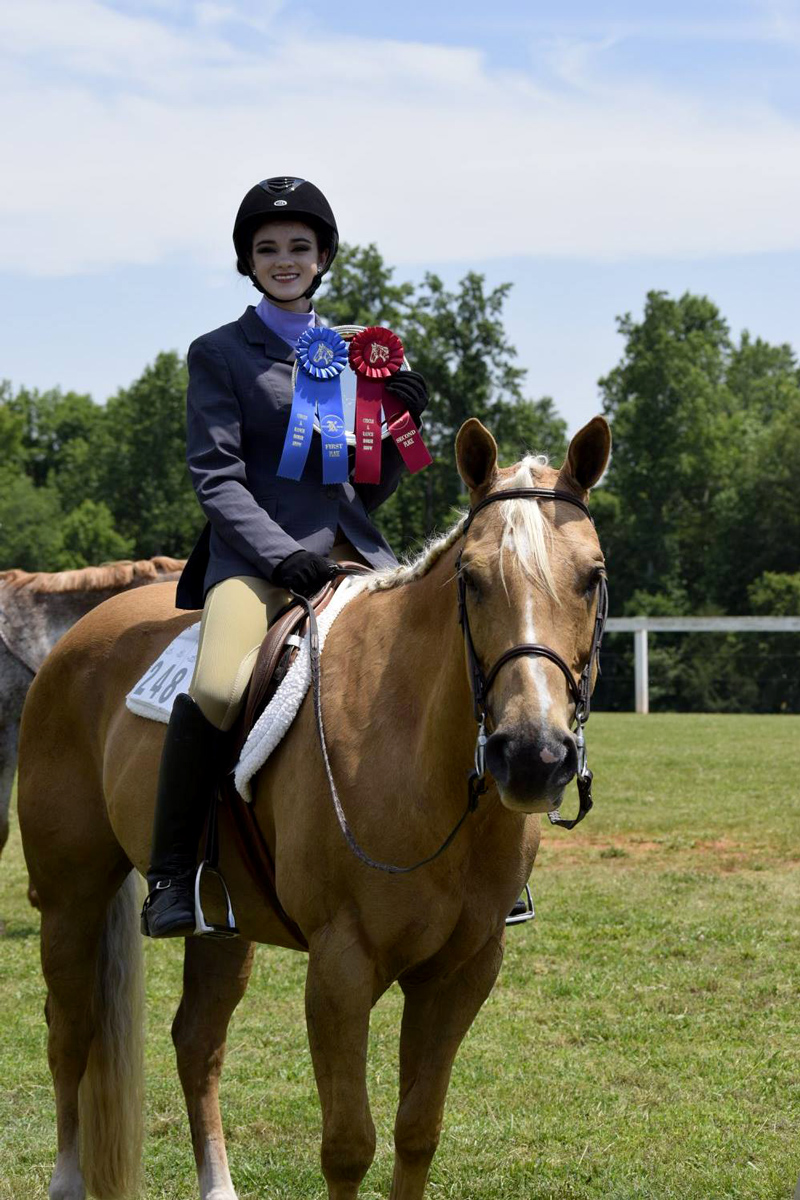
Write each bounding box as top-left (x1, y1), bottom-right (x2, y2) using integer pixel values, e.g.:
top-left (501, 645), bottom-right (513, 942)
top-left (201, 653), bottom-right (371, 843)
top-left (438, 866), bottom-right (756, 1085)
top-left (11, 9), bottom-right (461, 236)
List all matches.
top-left (140, 692), bottom-right (230, 938)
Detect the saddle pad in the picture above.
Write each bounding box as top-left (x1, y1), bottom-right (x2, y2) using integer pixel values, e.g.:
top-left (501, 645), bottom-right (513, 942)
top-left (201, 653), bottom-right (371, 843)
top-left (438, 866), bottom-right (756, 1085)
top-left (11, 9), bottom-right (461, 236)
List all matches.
top-left (235, 576), bottom-right (366, 802)
top-left (124, 576), bottom-right (367, 801)
top-left (126, 622), bottom-right (200, 722)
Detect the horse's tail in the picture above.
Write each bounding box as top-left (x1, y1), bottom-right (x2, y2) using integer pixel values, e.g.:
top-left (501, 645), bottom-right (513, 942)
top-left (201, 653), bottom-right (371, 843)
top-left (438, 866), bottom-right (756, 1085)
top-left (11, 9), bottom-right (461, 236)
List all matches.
top-left (79, 869), bottom-right (145, 1199)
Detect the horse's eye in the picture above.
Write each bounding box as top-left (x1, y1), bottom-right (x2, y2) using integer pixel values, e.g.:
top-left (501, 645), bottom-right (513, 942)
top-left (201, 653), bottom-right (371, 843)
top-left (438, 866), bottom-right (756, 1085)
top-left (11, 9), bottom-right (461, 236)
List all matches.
top-left (585, 567), bottom-right (605, 597)
top-left (461, 568), bottom-right (481, 597)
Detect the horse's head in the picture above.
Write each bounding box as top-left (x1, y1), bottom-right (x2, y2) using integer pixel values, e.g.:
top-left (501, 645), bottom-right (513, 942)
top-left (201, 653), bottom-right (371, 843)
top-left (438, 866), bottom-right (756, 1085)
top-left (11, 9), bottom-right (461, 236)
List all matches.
top-left (455, 416), bottom-right (611, 814)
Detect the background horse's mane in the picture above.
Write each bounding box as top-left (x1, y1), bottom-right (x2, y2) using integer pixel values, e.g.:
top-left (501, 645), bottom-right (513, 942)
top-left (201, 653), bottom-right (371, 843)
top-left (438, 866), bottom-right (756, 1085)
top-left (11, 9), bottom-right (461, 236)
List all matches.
top-left (369, 454), bottom-right (556, 596)
top-left (0, 557), bottom-right (185, 595)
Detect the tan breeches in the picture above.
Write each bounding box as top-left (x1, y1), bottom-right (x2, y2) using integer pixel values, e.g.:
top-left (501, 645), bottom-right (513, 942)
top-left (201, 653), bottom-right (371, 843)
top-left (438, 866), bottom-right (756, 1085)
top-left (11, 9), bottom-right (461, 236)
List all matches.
top-left (188, 543), bottom-right (365, 731)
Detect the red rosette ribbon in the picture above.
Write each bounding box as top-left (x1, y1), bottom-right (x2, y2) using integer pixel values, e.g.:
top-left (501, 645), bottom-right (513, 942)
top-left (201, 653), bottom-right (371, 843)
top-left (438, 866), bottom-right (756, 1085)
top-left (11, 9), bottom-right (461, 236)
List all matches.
top-left (349, 327), bottom-right (432, 483)
top-left (349, 325), bottom-right (405, 380)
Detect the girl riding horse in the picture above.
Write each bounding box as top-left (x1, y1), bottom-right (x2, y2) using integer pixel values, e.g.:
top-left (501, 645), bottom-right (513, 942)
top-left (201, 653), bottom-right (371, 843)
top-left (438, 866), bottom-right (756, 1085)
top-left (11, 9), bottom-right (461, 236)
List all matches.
top-left (141, 177), bottom-right (428, 938)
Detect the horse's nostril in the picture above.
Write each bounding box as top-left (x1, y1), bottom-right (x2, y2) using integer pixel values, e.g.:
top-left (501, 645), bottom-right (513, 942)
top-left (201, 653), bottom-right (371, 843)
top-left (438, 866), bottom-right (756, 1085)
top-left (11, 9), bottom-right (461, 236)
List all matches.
top-left (485, 731), bottom-right (511, 785)
top-left (561, 733), bottom-right (578, 775)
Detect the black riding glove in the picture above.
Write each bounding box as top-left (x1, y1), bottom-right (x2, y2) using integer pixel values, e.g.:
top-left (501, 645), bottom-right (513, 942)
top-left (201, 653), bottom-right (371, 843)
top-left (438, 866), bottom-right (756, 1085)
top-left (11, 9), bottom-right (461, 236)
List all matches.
top-left (383, 369), bottom-right (428, 425)
top-left (272, 550), bottom-right (337, 597)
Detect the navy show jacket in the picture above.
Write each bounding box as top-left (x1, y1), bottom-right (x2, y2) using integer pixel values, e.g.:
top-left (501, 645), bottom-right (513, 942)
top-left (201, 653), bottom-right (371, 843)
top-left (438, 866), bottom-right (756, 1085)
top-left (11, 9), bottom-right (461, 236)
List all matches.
top-left (175, 306), bottom-right (402, 610)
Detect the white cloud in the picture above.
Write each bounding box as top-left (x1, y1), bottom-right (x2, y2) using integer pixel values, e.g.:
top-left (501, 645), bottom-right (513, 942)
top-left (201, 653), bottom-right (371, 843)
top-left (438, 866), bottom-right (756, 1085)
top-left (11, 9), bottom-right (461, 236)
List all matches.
top-left (1, 0), bottom-right (799, 276)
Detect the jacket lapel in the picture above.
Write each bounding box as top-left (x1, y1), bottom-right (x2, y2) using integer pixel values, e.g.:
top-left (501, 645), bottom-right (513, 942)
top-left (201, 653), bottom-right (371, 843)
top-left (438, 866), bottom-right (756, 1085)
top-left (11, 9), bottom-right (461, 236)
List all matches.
top-left (238, 306), bottom-right (295, 362)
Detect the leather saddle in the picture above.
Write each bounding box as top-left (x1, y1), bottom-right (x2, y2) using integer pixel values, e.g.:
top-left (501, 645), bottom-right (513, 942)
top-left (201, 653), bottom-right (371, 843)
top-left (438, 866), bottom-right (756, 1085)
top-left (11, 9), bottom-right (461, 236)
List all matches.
top-left (217, 565), bottom-right (370, 947)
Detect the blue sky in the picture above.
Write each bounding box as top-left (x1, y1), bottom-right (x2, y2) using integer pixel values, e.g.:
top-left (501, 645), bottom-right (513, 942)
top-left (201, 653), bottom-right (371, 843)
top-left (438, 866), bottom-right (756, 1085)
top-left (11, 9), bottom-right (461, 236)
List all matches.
top-left (1, 0), bottom-right (798, 435)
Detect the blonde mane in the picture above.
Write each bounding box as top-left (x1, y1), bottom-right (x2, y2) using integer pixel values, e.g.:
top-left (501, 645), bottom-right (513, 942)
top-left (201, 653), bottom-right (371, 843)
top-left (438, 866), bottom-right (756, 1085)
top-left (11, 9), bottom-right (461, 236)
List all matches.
top-left (369, 454), bottom-right (557, 597)
top-left (0, 556), bottom-right (185, 595)
top-left (369, 516), bottom-right (468, 592)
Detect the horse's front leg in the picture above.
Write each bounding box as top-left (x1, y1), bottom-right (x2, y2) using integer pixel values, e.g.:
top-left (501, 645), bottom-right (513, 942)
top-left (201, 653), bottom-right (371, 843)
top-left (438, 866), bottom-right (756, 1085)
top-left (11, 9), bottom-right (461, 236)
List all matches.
top-left (391, 933), bottom-right (505, 1200)
top-left (305, 923), bottom-right (378, 1199)
top-left (172, 935), bottom-right (256, 1200)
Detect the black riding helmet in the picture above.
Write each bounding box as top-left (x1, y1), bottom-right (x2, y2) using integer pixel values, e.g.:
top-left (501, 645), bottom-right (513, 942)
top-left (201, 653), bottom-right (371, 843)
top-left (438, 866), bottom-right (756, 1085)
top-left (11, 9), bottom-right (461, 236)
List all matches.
top-left (233, 176), bottom-right (339, 302)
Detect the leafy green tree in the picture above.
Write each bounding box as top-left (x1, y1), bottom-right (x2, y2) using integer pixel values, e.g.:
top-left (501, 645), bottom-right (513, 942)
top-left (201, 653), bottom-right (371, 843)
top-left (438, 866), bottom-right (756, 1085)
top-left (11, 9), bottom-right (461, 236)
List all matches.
top-left (0, 384), bottom-right (26, 476)
top-left (2, 385), bottom-right (102, 495)
top-left (0, 471), bottom-right (65, 571)
top-left (395, 272), bottom-right (567, 546)
top-left (322, 250), bottom-right (568, 552)
top-left (57, 499), bottom-right (135, 569)
top-left (744, 572), bottom-right (800, 711)
top-left (598, 290), bottom-right (734, 610)
top-left (97, 352), bottom-right (203, 559)
top-left (748, 572), bottom-right (800, 616)
top-left (717, 341), bottom-right (800, 610)
top-left (319, 242), bottom-right (414, 329)
top-left (596, 293), bottom-right (800, 710)
top-left (599, 294), bottom-right (800, 621)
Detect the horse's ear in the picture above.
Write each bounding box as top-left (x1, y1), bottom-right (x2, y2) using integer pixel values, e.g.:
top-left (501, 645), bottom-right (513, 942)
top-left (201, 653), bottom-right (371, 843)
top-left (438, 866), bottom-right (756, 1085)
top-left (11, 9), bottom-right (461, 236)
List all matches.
top-left (560, 416), bottom-right (611, 493)
top-left (456, 419), bottom-right (498, 493)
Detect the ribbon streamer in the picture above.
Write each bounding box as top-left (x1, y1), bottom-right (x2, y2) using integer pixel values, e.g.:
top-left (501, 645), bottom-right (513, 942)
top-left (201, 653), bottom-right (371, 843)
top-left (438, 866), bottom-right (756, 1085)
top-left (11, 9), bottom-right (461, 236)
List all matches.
top-left (278, 327), bottom-right (349, 484)
top-left (349, 327), bottom-right (432, 483)
top-left (383, 391), bottom-right (433, 475)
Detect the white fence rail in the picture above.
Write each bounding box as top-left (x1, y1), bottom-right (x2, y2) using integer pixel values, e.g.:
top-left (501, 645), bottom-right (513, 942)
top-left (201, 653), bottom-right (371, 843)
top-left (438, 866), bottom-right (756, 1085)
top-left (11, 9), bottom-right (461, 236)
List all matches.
top-left (605, 617), bottom-right (800, 713)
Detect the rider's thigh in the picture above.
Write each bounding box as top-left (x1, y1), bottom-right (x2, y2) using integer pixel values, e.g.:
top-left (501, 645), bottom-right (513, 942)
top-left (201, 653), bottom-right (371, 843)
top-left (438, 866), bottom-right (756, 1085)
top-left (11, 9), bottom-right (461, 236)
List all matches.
top-left (188, 575), bottom-right (283, 731)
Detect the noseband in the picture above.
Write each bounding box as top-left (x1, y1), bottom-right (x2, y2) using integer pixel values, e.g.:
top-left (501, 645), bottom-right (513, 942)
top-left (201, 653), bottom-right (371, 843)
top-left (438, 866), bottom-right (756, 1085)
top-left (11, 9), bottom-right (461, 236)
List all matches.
top-left (456, 488), bottom-right (609, 830)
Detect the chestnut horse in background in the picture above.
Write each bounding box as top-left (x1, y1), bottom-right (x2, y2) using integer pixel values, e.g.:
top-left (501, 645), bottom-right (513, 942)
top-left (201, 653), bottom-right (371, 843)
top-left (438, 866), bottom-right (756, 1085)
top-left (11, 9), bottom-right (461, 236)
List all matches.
top-left (18, 417), bottom-right (610, 1200)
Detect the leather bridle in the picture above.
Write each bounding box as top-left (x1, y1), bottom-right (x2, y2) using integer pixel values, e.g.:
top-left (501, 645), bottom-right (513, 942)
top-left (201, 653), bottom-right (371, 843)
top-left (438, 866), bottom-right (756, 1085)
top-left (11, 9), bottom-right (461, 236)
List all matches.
top-left (456, 487), bottom-right (608, 830)
top-left (303, 485), bottom-right (608, 874)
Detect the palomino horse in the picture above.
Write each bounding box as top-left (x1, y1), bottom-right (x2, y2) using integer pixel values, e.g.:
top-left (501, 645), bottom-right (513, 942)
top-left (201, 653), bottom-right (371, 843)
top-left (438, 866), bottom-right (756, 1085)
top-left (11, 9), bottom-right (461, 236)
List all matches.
top-left (0, 557), bottom-right (183, 897)
top-left (18, 416), bottom-right (611, 1200)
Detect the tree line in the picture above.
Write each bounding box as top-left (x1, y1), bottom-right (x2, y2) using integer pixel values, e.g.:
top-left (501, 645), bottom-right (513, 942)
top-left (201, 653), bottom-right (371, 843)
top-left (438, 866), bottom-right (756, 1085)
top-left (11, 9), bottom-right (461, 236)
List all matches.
top-left (1, 247), bottom-right (798, 711)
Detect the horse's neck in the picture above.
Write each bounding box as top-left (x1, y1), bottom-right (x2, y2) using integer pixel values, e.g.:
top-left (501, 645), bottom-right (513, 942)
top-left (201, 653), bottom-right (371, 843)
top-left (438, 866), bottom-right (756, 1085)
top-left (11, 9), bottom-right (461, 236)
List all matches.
top-left (378, 546), bottom-right (477, 786)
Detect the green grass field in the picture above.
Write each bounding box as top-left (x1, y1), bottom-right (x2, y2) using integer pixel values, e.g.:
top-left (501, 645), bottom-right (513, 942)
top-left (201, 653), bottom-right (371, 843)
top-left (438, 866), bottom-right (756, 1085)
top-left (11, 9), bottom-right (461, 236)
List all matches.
top-left (1, 714), bottom-right (799, 1199)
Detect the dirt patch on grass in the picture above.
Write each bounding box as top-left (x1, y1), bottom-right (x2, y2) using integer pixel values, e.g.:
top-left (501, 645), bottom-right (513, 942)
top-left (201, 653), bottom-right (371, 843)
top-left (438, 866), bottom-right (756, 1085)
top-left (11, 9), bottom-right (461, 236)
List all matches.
top-left (536, 833), bottom-right (800, 874)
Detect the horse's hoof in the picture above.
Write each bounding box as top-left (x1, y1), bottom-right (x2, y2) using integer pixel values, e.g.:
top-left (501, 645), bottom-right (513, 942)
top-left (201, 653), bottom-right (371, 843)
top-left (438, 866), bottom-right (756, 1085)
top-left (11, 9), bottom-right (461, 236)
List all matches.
top-left (49, 1159), bottom-right (86, 1200)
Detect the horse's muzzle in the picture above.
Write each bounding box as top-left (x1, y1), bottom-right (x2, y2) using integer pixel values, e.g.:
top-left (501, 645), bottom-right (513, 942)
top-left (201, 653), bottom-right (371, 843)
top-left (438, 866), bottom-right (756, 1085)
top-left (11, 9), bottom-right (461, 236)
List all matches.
top-left (485, 723), bottom-right (578, 810)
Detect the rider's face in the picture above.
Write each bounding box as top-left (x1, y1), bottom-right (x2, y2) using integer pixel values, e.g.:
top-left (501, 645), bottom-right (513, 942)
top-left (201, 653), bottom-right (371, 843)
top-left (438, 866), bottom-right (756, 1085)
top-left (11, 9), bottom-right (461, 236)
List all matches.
top-left (250, 221), bottom-right (328, 310)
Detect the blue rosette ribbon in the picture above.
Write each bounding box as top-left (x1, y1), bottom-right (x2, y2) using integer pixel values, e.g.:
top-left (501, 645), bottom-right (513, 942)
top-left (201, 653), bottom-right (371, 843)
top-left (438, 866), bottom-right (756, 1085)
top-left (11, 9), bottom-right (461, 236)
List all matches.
top-left (277, 327), bottom-right (350, 484)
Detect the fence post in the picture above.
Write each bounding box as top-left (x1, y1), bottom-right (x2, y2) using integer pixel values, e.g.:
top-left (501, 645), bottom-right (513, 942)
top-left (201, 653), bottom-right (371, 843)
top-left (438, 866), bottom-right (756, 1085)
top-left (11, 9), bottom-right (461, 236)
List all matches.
top-left (634, 627), bottom-right (649, 714)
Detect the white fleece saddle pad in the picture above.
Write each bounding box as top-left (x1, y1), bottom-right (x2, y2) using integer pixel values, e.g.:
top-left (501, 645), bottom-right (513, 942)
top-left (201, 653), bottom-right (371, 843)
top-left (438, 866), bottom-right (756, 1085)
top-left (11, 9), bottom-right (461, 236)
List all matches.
top-left (125, 576), bottom-right (367, 802)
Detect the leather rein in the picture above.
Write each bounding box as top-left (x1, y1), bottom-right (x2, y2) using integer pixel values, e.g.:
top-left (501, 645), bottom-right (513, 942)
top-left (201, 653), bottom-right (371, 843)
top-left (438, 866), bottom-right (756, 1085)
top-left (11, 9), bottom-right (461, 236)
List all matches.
top-left (299, 486), bottom-right (608, 873)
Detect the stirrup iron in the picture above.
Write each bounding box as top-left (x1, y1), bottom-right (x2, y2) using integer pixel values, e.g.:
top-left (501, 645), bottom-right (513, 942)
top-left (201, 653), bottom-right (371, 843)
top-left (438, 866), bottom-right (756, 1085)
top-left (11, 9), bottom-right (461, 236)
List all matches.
top-left (505, 883), bottom-right (535, 927)
top-left (194, 861), bottom-right (238, 938)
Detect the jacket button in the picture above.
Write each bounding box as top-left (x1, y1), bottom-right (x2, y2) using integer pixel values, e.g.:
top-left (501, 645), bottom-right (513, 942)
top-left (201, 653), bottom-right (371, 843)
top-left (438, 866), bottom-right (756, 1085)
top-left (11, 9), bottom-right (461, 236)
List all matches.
top-left (324, 485), bottom-right (339, 499)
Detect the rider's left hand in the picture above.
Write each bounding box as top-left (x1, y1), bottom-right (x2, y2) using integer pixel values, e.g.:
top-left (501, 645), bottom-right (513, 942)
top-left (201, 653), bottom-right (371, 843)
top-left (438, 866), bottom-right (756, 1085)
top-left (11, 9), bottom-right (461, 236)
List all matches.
top-left (384, 370), bottom-right (428, 425)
